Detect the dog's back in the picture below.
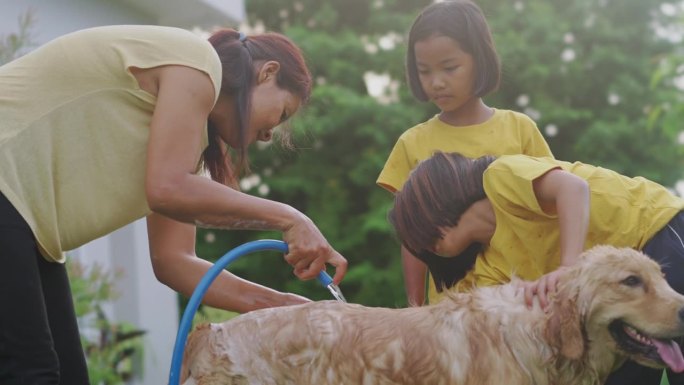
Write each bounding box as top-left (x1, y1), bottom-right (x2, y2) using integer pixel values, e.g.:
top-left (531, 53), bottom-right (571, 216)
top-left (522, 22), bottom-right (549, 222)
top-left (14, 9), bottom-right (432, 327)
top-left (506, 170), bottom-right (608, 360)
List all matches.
top-left (181, 285), bottom-right (554, 385)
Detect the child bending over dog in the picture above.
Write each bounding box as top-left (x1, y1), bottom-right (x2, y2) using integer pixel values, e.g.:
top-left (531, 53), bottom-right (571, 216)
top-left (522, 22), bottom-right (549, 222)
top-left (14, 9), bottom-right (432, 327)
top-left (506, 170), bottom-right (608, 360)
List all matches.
top-left (389, 151), bottom-right (684, 385)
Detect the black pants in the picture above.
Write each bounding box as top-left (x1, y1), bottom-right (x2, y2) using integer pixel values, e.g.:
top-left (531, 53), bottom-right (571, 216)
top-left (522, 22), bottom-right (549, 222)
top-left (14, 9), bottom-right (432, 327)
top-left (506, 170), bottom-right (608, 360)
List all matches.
top-left (605, 211), bottom-right (684, 385)
top-left (0, 193), bottom-right (89, 385)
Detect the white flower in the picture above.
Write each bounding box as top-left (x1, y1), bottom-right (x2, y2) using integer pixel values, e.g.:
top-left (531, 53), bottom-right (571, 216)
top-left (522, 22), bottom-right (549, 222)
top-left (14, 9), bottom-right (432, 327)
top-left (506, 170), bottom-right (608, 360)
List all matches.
top-left (607, 93), bottom-right (621, 105)
top-left (660, 3), bottom-right (677, 16)
top-left (674, 74), bottom-right (684, 90)
top-left (378, 32), bottom-right (402, 51)
top-left (676, 180), bottom-right (684, 197)
top-left (258, 184), bottom-right (270, 196)
top-left (564, 33), bottom-right (575, 44)
top-left (545, 124), bottom-right (559, 137)
top-left (204, 232), bottom-right (216, 243)
top-left (364, 72), bottom-right (398, 104)
top-left (239, 174), bottom-right (261, 191)
top-left (524, 107), bottom-right (542, 121)
top-left (561, 48), bottom-right (576, 62)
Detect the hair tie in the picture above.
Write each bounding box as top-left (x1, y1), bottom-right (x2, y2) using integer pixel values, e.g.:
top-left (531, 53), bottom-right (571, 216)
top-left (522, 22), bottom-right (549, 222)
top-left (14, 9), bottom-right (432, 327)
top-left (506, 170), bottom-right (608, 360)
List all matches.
top-left (238, 31), bottom-right (247, 42)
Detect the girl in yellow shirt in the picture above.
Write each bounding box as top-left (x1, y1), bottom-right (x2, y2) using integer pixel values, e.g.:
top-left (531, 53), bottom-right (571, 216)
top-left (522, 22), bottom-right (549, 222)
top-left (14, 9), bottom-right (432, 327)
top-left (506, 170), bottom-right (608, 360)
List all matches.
top-left (390, 151), bottom-right (684, 385)
top-left (377, 0), bottom-right (552, 306)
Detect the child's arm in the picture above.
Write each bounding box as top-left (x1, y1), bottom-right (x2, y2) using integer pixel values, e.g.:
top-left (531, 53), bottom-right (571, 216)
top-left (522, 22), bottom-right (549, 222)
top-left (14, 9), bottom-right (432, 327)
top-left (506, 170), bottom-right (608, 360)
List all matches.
top-left (532, 169), bottom-right (590, 267)
top-left (402, 245), bottom-right (427, 306)
top-left (523, 169), bottom-right (590, 308)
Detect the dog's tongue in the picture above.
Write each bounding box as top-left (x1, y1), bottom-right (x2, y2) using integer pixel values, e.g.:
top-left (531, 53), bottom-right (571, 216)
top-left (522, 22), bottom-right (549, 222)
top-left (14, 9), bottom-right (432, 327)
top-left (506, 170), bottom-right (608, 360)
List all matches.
top-left (653, 339), bottom-right (684, 373)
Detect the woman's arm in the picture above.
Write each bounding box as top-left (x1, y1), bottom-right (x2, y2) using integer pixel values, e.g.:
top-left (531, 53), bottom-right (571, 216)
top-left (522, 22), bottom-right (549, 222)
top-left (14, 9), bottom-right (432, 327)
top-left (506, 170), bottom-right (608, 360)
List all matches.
top-left (524, 168), bottom-right (590, 307)
top-left (146, 213), bottom-right (310, 313)
top-left (142, 65), bottom-right (346, 283)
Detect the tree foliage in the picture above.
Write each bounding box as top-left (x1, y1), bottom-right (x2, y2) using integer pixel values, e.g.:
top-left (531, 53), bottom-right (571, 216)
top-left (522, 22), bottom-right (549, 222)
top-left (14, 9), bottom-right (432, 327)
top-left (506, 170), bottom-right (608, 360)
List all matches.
top-left (196, 0), bottom-right (684, 307)
top-left (0, 9), bottom-right (36, 64)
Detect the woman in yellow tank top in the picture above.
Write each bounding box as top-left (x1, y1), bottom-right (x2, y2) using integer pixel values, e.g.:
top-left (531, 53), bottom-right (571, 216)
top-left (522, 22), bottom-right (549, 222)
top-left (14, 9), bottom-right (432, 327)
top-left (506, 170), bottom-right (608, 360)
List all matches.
top-left (0, 26), bottom-right (347, 384)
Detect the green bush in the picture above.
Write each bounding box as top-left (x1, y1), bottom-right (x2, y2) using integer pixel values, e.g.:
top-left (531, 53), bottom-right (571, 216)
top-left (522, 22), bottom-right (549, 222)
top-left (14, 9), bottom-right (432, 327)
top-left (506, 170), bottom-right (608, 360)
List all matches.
top-left (67, 261), bottom-right (146, 385)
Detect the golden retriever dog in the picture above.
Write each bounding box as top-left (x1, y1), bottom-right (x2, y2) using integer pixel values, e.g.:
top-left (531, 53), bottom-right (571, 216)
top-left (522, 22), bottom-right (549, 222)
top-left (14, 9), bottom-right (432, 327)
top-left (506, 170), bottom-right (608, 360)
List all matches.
top-left (181, 246), bottom-right (684, 385)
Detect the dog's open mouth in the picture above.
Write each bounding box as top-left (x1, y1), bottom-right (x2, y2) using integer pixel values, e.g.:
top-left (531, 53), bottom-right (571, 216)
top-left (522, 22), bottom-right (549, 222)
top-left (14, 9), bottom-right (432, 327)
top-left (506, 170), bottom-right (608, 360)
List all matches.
top-left (609, 320), bottom-right (684, 372)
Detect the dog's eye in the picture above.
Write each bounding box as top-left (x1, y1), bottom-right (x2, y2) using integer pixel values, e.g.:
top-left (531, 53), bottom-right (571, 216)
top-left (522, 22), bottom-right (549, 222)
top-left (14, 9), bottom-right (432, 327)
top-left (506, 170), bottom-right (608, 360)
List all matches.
top-left (621, 275), bottom-right (642, 287)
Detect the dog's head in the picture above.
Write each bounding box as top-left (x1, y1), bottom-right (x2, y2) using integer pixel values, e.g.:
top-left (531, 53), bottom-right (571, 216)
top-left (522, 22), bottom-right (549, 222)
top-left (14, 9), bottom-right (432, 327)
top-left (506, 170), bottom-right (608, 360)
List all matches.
top-left (180, 323), bottom-right (216, 384)
top-left (546, 245), bottom-right (684, 372)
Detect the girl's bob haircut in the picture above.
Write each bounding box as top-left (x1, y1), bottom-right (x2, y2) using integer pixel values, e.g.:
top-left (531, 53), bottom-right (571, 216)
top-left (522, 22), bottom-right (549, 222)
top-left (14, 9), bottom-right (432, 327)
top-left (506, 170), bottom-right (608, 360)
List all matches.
top-left (406, 0), bottom-right (501, 101)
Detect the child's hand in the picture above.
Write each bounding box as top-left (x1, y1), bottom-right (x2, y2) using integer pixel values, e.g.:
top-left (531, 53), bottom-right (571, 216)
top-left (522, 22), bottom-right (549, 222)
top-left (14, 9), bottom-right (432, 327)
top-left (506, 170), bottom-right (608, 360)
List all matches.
top-left (523, 266), bottom-right (571, 309)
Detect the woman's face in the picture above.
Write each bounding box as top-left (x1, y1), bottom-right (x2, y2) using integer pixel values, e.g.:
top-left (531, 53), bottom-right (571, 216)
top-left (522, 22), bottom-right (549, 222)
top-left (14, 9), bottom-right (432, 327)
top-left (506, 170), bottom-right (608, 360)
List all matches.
top-left (248, 74), bottom-right (301, 145)
top-left (210, 61), bottom-right (301, 149)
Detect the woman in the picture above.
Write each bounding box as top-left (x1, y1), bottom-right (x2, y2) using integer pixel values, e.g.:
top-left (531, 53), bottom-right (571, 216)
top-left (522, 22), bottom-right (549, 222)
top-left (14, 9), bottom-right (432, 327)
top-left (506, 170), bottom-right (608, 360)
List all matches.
top-left (0, 25), bottom-right (346, 384)
top-left (389, 151), bottom-right (684, 385)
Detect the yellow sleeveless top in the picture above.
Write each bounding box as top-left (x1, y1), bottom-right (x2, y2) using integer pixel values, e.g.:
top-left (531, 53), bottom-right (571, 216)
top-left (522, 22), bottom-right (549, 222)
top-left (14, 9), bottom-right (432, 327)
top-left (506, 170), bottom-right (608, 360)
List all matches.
top-left (0, 25), bottom-right (222, 262)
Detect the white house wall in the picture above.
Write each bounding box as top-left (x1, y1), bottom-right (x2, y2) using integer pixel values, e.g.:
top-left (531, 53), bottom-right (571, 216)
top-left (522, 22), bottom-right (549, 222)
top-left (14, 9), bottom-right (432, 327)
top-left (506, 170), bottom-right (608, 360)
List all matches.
top-left (0, 0), bottom-right (154, 44)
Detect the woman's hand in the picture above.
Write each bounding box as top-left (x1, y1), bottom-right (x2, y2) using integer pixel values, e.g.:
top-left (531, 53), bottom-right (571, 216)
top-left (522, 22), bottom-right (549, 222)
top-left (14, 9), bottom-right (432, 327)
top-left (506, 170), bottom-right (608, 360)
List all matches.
top-left (281, 213), bottom-right (348, 285)
top-left (523, 266), bottom-right (571, 309)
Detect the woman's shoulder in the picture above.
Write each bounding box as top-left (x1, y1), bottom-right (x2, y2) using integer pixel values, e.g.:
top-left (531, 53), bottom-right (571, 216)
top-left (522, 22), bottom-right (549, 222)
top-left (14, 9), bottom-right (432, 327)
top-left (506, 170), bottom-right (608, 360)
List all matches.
top-left (54, 25), bottom-right (203, 47)
top-left (70, 25), bottom-right (215, 63)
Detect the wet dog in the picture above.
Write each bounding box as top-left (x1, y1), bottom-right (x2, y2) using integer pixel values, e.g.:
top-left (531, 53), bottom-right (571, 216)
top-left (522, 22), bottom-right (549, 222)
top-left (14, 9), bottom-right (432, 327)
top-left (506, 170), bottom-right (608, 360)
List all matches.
top-left (181, 245), bottom-right (684, 385)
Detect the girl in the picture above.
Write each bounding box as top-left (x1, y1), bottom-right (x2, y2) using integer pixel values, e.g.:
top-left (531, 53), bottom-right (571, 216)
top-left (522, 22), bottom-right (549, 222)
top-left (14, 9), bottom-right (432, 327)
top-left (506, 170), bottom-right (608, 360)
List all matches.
top-left (377, 0), bottom-right (552, 306)
top-left (390, 151), bottom-right (684, 385)
top-left (0, 25), bottom-right (346, 384)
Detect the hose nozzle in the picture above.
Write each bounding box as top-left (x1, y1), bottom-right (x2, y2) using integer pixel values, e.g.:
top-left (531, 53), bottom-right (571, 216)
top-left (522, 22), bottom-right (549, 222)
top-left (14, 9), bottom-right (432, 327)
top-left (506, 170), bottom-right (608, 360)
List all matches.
top-left (316, 271), bottom-right (347, 303)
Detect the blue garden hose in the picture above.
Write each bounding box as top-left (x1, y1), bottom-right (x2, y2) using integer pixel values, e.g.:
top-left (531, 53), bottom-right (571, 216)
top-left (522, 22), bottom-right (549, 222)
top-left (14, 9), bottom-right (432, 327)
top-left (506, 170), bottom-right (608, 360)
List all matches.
top-left (167, 239), bottom-right (337, 385)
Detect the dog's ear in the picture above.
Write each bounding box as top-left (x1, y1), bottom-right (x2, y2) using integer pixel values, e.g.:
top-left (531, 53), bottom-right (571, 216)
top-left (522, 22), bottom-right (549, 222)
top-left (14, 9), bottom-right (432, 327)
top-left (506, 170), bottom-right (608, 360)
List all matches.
top-left (180, 323), bottom-right (212, 383)
top-left (545, 275), bottom-right (585, 360)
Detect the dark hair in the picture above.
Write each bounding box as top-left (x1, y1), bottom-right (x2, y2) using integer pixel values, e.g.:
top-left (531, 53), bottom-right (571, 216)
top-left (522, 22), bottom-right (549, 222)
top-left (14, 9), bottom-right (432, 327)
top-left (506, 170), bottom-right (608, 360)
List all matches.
top-left (388, 152), bottom-right (495, 289)
top-left (418, 245), bottom-right (480, 292)
top-left (202, 29), bottom-right (312, 185)
top-left (406, 0), bottom-right (500, 101)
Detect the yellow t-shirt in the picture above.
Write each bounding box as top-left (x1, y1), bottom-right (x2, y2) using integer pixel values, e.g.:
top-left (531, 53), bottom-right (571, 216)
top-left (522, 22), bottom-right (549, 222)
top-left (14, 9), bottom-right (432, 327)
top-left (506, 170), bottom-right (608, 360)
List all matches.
top-left (0, 25), bottom-right (222, 262)
top-left (377, 109), bottom-right (553, 303)
top-left (455, 155), bottom-right (684, 292)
